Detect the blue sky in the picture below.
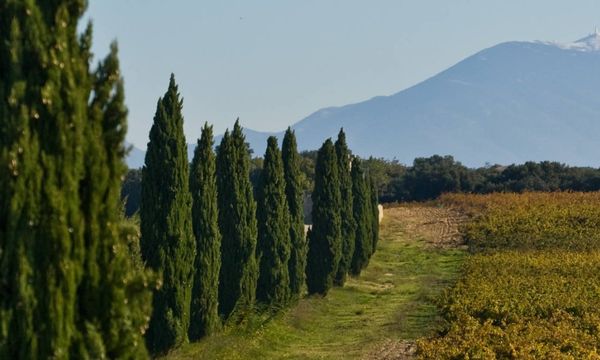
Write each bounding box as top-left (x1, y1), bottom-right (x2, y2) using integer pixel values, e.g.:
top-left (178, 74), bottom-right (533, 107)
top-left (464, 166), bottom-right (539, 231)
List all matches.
top-left (85, 0), bottom-right (600, 149)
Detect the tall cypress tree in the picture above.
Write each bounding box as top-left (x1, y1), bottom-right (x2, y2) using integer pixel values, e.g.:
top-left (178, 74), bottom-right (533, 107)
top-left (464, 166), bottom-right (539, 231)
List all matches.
top-left (350, 158), bottom-right (372, 275)
top-left (189, 123), bottom-right (221, 340)
top-left (257, 137), bottom-right (292, 306)
top-left (0, 2), bottom-right (152, 358)
top-left (333, 129), bottom-right (356, 286)
top-left (216, 120), bottom-right (258, 319)
top-left (140, 75), bottom-right (195, 353)
top-left (216, 130), bottom-right (235, 317)
top-left (369, 175), bottom-right (380, 254)
top-left (76, 43), bottom-right (155, 359)
top-left (281, 128), bottom-right (306, 300)
top-left (306, 139), bottom-right (342, 295)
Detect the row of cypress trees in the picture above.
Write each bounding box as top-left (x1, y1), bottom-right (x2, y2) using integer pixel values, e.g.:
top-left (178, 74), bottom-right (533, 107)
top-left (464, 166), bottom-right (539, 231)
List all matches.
top-left (139, 76), bottom-right (310, 354)
top-left (138, 76), bottom-right (379, 355)
top-left (0, 1), bottom-right (379, 357)
top-left (306, 131), bottom-right (380, 295)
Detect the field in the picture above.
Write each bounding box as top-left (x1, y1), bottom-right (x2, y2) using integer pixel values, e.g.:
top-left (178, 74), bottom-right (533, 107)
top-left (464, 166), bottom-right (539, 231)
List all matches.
top-left (442, 192), bottom-right (600, 251)
top-left (418, 193), bottom-right (600, 359)
top-left (162, 192), bottom-right (600, 359)
top-left (165, 207), bottom-right (465, 359)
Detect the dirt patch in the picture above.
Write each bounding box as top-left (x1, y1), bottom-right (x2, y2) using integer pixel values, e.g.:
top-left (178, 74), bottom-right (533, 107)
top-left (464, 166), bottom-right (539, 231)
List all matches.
top-left (363, 339), bottom-right (416, 360)
top-left (385, 205), bottom-right (467, 249)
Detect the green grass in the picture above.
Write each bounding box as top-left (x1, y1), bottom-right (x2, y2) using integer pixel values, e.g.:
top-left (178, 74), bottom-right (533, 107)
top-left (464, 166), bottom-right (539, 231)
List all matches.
top-left (165, 208), bottom-right (465, 359)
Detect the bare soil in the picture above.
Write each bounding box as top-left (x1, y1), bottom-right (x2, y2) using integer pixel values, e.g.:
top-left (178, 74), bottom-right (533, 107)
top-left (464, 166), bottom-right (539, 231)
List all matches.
top-left (387, 204), bottom-right (468, 249)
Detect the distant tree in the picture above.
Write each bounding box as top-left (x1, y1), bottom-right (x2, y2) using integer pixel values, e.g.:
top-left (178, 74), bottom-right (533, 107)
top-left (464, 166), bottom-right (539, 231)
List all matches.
top-left (0, 4), bottom-right (154, 358)
top-left (121, 168), bottom-right (142, 216)
top-left (403, 155), bottom-right (470, 201)
top-left (282, 128), bottom-right (308, 300)
top-left (299, 150), bottom-right (318, 193)
top-left (189, 124), bottom-right (221, 340)
top-left (216, 120), bottom-right (258, 319)
top-left (563, 166), bottom-right (600, 192)
top-left (333, 129), bottom-right (357, 286)
top-left (363, 157), bottom-right (407, 202)
top-left (306, 139), bottom-right (342, 295)
top-left (489, 161), bottom-right (564, 192)
top-left (140, 75), bottom-right (195, 353)
top-left (256, 137), bottom-right (292, 306)
top-left (350, 158), bottom-right (372, 275)
top-left (249, 156), bottom-right (264, 195)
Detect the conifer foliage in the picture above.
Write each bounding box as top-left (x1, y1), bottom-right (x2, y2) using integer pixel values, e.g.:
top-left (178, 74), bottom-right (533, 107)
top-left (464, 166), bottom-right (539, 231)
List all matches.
top-left (257, 137), bottom-right (292, 306)
top-left (1, 0), bottom-right (384, 356)
top-left (334, 129), bottom-right (357, 286)
top-left (216, 120), bottom-right (259, 319)
top-left (368, 176), bottom-right (380, 254)
top-left (306, 139), bottom-right (342, 295)
top-left (281, 128), bottom-right (307, 300)
top-left (77, 43), bottom-right (155, 359)
top-left (140, 75), bottom-right (195, 353)
top-left (189, 124), bottom-right (221, 340)
top-left (350, 157), bottom-right (373, 275)
top-left (0, 1), bottom-right (152, 358)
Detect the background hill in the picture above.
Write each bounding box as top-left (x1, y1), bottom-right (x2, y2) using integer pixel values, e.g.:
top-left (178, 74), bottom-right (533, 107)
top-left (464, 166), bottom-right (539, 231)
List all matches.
top-left (127, 33), bottom-right (600, 168)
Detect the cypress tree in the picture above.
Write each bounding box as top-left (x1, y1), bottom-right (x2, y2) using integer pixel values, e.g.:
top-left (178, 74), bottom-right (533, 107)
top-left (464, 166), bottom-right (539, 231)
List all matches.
top-left (369, 175), bottom-right (380, 254)
top-left (76, 43), bottom-right (155, 359)
top-left (216, 120), bottom-right (258, 319)
top-left (216, 130), bottom-right (235, 317)
top-left (0, 2), bottom-right (152, 358)
top-left (140, 75), bottom-right (195, 353)
top-left (281, 128), bottom-right (306, 300)
top-left (350, 158), bottom-right (372, 275)
top-left (189, 123), bottom-right (221, 340)
top-left (257, 137), bottom-right (292, 306)
top-left (306, 139), bottom-right (342, 295)
top-left (333, 129), bottom-right (356, 286)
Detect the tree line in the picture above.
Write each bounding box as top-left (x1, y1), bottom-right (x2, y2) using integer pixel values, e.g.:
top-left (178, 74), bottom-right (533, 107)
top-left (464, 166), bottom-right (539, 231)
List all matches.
top-left (0, 2), bottom-right (379, 358)
top-left (138, 76), bottom-right (380, 354)
top-left (368, 155), bottom-right (600, 202)
top-left (125, 154), bottom-right (600, 213)
top-left (285, 154), bottom-right (600, 203)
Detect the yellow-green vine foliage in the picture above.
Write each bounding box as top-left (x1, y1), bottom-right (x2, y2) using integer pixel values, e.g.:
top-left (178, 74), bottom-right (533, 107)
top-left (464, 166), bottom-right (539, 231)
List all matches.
top-left (442, 192), bottom-right (600, 251)
top-left (418, 192), bottom-right (600, 359)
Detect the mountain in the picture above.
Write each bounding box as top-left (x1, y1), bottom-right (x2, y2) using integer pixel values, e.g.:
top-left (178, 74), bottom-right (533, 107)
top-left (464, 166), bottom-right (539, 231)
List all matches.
top-left (126, 142), bottom-right (146, 169)
top-left (127, 32), bottom-right (600, 168)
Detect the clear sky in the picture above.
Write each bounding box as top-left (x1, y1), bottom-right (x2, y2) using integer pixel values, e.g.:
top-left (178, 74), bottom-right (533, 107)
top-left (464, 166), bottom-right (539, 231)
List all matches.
top-left (85, 0), bottom-right (600, 149)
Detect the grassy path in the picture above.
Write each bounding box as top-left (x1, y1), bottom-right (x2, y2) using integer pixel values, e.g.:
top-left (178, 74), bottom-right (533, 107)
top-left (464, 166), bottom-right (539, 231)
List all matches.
top-left (166, 206), bottom-right (465, 359)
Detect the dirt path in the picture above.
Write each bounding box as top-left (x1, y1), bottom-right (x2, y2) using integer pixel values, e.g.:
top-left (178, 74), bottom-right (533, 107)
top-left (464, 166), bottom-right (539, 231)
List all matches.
top-left (168, 205), bottom-right (465, 360)
top-left (364, 205), bottom-right (466, 359)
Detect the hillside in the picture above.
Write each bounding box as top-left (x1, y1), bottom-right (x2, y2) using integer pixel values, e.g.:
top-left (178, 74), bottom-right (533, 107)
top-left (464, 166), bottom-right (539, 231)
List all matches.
top-left (287, 39), bottom-right (600, 167)
top-left (127, 33), bottom-right (600, 168)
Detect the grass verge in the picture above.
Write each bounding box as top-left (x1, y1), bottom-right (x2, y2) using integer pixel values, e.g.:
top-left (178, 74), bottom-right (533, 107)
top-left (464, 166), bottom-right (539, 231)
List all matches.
top-left (166, 207), bottom-right (465, 359)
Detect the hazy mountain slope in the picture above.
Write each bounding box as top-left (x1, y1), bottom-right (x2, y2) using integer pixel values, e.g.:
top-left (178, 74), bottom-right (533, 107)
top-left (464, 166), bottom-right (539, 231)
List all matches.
top-left (126, 142), bottom-right (146, 169)
top-left (282, 39), bottom-right (600, 166)
top-left (127, 34), bottom-right (600, 168)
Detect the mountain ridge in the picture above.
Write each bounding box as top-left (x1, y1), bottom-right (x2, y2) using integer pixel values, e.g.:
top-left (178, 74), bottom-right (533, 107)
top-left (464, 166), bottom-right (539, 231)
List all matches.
top-left (127, 34), bottom-right (600, 168)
